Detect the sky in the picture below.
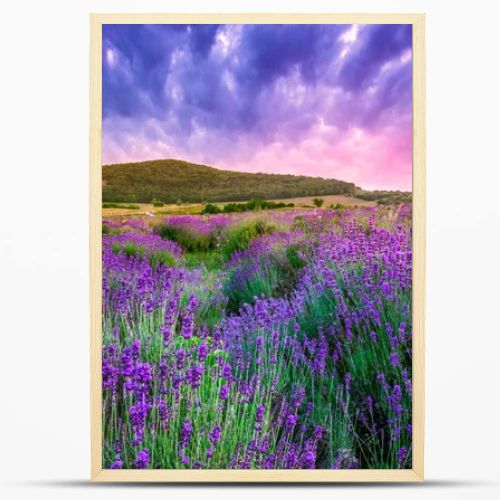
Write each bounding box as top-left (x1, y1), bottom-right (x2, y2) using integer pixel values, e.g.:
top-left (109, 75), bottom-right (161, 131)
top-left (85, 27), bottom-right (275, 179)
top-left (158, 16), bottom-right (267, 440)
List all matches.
top-left (102, 24), bottom-right (412, 191)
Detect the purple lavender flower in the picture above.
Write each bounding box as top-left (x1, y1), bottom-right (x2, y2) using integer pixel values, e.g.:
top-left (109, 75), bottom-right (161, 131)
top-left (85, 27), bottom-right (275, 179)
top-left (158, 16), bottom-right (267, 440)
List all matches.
top-left (285, 448), bottom-right (298, 468)
top-left (256, 335), bottom-right (264, 352)
top-left (390, 351), bottom-right (401, 367)
top-left (175, 347), bottom-right (186, 370)
top-left (262, 454), bottom-right (276, 469)
top-left (197, 340), bottom-right (208, 362)
top-left (255, 404), bottom-right (265, 423)
top-left (345, 372), bottom-right (352, 392)
top-left (129, 400), bottom-right (150, 445)
top-left (381, 281), bottom-right (391, 296)
top-left (180, 419), bottom-right (192, 448)
top-left (187, 364), bottom-right (204, 389)
top-left (260, 438), bottom-right (270, 454)
top-left (291, 385), bottom-right (305, 409)
top-left (221, 363), bottom-right (232, 379)
top-left (366, 394), bottom-right (374, 413)
top-left (219, 384), bottom-right (230, 400)
top-left (388, 384), bottom-right (403, 416)
top-left (181, 314), bottom-right (194, 340)
top-left (101, 205), bottom-right (413, 470)
top-left (313, 425), bottom-right (324, 440)
top-left (209, 426), bottom-right (221, 446)
top-left (397, 447), bottom-right (408, 468)
top-left (285, 414), bottom-right (297, 433)
top-left (158, 399), bottom-right (169, 424)
top-left (135, 448), bottom-right (150, 469)
top-left (303, 450), bottom-right (316, 469)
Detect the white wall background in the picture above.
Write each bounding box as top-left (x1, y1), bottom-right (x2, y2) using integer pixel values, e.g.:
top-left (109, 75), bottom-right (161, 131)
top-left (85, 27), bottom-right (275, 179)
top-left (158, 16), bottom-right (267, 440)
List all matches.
top-left (1, 0), bottom-right (499, 499)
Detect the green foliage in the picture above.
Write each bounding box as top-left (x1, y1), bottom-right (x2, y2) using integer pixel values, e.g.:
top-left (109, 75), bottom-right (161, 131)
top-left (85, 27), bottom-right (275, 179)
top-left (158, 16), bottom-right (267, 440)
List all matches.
top-left (185, 252), bottom-right (224, 272)
top-left (293, 215), bottom-right (305, 230)
top-left (102, 202), bottom-right (140, 209)
top-left (102, 159), bottom-right (358, 203)
top-left (221, 219), bottom-right (276, 259)
top-left (224, 247), bottom-right (304, 314)
top-left (153, 223), bottom-right (223, 253)
top-left (222, 203), bottom-right (247, 213)
top-left (286, 243), bottom-right (306, 270)
top-left (202, 199), bottom-right (295, 215)
top-left (356, 190), bottom-right (412, 205)
top-left (148, 250), bottom-right (176, 269)
top-left (111, 241), bottom-right (177, 269)
top-left (123, 243), bottom-right (145, 259)
top-left (313, 198), bottom-right (324, 208)
top-left (225, 271), bottom-right (276, 313)
top-left (158, 206), bottom-right (203, 216)
top-left (224, 242), bottom-right (307, 313)
top-left (108, 228), bottom-right (127, 235)
top-left (245, 199), bottom-right (290, 210)
top-left (329, 203), bottom-right (345, 210)
top-left (201, 203), bottom-right (222, 214)
top-left (151, 198), bottom-right (164, 207)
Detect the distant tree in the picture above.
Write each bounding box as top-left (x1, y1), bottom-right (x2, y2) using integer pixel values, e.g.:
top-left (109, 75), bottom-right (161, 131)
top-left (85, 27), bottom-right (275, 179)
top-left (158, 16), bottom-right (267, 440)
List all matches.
top-left (247, 199), bottom-right (265, 210)
top-left (176, 199), bottom-right (183, 205)
top-left (151, 198), bottom-right (164, 207)
top-left (202, 203), bottom-right (221, 214)
top-left (313, 198), bottom-right (324, 208)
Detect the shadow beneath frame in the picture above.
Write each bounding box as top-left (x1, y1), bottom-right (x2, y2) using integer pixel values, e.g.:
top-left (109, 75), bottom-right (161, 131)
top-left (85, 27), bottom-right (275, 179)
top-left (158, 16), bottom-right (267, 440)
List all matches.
top-left (15, 479), bottom-right (498, 489)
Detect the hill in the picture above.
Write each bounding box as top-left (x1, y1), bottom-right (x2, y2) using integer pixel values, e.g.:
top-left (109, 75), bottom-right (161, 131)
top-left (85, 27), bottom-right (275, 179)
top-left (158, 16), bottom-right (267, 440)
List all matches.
top-left (355, 190), bottom-right (412, 205)
top-left (102, 159), bottom-right (359, 204)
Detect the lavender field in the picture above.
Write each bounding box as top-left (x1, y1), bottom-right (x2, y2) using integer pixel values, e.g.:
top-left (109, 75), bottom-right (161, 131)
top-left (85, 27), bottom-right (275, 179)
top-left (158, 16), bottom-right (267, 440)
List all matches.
top-left (102, 205), bottom-right (412, 470)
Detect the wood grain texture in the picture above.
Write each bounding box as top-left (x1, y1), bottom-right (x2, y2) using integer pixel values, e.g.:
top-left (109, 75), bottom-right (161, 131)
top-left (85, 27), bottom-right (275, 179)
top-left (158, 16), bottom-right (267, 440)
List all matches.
top-left (89, 12), bottom-right (425, 482)
top-left (411, 14), bottom-right (426, 481)
top-left (90, 12), bottom-right (424, 24)
top-left (93, 468), bottom-right (422, 482)
top-left (89, 14), bottom-right (103, 480)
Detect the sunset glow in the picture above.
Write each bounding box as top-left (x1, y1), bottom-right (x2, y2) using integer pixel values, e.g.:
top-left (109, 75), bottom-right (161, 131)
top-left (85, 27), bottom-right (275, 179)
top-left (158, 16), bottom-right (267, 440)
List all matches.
top-left (102, 24), bottom-right (412, 190)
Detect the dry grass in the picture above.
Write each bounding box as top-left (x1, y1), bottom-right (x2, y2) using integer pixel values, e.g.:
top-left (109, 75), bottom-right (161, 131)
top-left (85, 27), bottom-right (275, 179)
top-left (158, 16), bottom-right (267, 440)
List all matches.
top-left (102, 203), bottom-right (200, 217)
top-left (268, 194), bottom-right (376, 207)
top-left (102, 195), bottom-right (374, 218)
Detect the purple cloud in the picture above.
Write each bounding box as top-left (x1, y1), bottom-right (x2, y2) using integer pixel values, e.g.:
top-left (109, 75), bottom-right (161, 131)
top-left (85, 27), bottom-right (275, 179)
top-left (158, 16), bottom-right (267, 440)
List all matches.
top-left (102, 24), bottom-right (413, 190)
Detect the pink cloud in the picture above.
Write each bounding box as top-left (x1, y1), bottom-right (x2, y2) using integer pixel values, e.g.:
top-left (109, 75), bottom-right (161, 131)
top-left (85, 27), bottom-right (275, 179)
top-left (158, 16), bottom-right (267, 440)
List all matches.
top-left (203, 124), bottom-right (410, 191)
top-left (103, 119), bottom-right (412, 191)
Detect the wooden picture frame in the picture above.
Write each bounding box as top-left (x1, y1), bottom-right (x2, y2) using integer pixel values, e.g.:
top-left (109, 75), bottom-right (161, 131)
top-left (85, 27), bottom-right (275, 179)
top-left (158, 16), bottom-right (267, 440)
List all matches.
top-left (90, 13), bottom-right (425, 482)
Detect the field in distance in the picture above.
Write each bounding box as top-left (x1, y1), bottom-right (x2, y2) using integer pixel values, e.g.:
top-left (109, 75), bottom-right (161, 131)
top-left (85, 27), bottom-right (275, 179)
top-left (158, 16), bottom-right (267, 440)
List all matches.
top-left (102, 194), bottom-right (376, 218)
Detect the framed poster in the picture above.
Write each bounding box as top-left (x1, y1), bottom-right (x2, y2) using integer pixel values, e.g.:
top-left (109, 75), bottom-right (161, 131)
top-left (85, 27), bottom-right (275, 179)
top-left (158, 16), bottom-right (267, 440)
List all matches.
top-left (90, 13), bottom-right (425, 482)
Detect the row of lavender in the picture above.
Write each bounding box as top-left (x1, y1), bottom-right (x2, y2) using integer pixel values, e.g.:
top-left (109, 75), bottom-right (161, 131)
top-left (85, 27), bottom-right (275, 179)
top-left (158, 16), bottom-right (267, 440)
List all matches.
top-left (102, 205), bottom-right (412, 469)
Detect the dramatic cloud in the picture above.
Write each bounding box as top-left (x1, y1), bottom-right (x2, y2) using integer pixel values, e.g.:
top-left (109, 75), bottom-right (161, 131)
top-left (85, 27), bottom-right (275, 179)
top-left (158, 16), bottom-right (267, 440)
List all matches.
top-left (103, 24), bottom-right (412, 190)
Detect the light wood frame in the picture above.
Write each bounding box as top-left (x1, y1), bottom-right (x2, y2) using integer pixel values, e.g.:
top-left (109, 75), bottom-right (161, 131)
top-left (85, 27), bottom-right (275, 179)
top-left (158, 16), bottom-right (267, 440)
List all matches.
top-left (90, 13), bottom-right (425, 482)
